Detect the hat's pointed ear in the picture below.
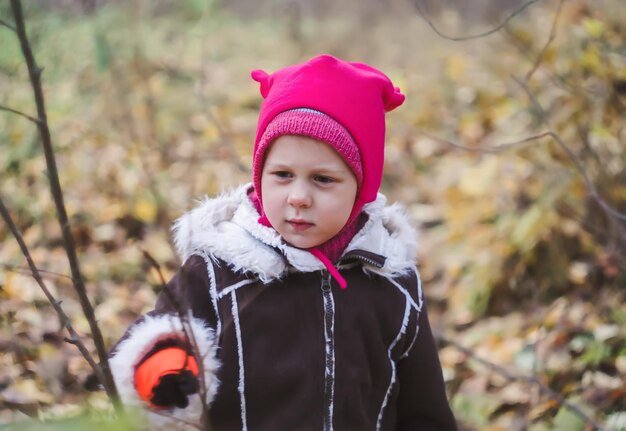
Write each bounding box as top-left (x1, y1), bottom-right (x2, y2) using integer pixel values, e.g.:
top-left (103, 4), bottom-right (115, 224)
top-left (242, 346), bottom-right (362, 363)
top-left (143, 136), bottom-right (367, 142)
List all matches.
top-left (251, 69), bottom-right (272, 98)
top-left (383, 85), bottom-right (405, 112)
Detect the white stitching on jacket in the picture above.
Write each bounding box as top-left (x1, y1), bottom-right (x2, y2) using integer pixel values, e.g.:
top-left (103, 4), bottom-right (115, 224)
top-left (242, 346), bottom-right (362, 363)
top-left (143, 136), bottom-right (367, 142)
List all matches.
top-left (217, 279), bottom-right (256, 300)
top-left (415, 267), bottom-right (424, 311)
top-left (201, 252), bottom-right (222, 343)
top-left (231, 291), bottom-right (248, 431)
top-left (321, 282), bottom-right (336, 431)
top-left (388, 277), bottom-right (421, 312)
top-left (376, 297), bottom-right (412, 430)
top-left (400, 268), bottom-right (424, 359)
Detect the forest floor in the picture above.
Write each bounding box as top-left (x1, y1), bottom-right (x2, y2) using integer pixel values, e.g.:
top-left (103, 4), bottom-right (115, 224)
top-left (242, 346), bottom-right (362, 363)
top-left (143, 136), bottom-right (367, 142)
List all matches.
top-left (1, 1), bottom-right (625, 430)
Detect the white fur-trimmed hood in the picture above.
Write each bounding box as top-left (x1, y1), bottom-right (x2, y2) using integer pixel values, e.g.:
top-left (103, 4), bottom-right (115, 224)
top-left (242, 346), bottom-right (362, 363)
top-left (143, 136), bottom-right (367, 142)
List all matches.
top-left (172, 184), bottom-right (419, 281)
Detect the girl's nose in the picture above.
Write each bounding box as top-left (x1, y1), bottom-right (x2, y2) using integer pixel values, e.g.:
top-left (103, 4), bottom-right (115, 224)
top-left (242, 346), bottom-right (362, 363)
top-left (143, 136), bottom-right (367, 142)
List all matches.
top-left (287, 183), bottom-right (312, 208)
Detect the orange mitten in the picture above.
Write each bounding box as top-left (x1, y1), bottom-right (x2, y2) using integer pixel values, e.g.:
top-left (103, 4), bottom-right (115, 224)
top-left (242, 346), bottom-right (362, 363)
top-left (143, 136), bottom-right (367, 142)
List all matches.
top-left (134, 346), bottom-right (199, 408)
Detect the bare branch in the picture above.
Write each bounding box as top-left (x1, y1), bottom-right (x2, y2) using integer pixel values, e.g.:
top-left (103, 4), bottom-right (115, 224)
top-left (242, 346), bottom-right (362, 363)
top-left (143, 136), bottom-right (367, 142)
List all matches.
top-left (142, 250), bottom-right (212, 429)
top-left (418, 130), bottom-right (552, 153)
top-left (0, 105), bottom-right (41, 124)
top-left (1, 263), bottom-right (72, 280)
top-left (513, 75), bottom-right (626, 222)
top-left (104, 48), bottom-right (178, 257)
top-left (0, 196), bottom-right (105, 385)
top-left (9, 0), bottom-right (121, 408)
top-left (142, 249), bottom-right (168, 286)
top-left (413, 0), bottom-right (543, 41)
top-left (438, 334), bottom-right (608, 431)
top-left (503, 26), bottom-right (580, 95)
top-left (0, 18), bottom-right (16, 32)
top-left (524, 0), bottom-right (565, 82)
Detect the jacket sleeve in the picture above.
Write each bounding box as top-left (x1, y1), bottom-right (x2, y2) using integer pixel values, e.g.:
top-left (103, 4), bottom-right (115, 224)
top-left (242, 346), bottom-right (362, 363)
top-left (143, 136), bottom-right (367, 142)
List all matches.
top-left (395, 303), bottom-right (457, 430)
top-left (108, 254), bottom-right (220, 429)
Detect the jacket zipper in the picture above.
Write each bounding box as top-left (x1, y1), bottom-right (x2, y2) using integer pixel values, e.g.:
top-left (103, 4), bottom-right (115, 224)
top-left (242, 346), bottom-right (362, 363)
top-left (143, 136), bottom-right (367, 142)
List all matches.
top-left (320, 270), bottom-right (335, 431)
top-left (338, 253), bottom-right (384, 269)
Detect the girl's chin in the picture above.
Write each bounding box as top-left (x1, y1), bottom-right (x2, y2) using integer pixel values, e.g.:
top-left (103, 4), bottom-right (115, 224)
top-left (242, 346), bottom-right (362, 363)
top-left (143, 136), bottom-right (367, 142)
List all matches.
top-left (280, 233), bottom-right (323, 249)
top-left (286, 239), bottom-right (319, 249)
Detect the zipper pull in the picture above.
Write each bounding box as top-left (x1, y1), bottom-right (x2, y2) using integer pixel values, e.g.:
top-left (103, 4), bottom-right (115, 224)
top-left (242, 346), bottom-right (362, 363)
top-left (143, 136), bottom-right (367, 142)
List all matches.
top-left (321, 270), bottom-right (332, 292)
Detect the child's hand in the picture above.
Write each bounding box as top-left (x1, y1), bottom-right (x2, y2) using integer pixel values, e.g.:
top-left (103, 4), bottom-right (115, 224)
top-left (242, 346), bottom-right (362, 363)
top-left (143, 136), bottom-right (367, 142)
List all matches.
top-left (150, 369), bottom-right (199, 409)
top-left (134, 346), bottom-right (201, 409)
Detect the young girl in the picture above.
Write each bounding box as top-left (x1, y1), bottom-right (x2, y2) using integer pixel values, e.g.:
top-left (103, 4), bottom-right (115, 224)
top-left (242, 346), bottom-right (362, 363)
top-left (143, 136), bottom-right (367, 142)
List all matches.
top-left (109, 54), bottom-right (457, 430)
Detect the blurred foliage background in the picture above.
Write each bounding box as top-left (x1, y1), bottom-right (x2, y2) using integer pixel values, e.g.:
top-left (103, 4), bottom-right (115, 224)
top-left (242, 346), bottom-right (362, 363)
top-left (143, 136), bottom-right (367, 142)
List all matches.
top-left (0, 0), bottom-right (625, 429)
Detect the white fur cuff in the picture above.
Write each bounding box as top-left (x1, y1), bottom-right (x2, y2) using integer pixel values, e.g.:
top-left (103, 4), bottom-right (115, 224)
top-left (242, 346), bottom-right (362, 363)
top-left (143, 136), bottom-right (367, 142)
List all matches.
top-left (110, 314), bottom-right (220, 430)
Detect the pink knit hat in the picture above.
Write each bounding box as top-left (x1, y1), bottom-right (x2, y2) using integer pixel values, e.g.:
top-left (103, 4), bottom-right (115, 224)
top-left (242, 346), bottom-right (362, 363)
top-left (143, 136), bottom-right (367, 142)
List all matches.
top-left (251, 54), bottom-right (405, 224)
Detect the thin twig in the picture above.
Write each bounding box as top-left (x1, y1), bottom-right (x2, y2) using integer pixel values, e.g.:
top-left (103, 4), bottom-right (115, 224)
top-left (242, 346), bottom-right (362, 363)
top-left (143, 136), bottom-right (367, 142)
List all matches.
top-left (0, 18), bottom-right (16, 32)
top-left (178, 261), bottom-right (212, 431)
top-left (0, 197), bottom-right (105, 385)
top-left (194, 42), bottom-right (248, 173)
top-left (0, 105), bottom-right (41, 124)
top-left (142, 250), bottom-right (212, 430)
top-left (1, 263), bottom-right (72, 280)
top-left (104, 44), bottom-right (178, 257)
top-left (9, 0), bottom-right (121, 409)
top-left (529, 282), bottom-right (545, 428)
top-left (414, 0), bottom-right (543, 41)
top-left (438, 334), bottom-right (607, 431)
top-left (142, 249), bottom-right (168, 286)
top-left (513, 75), bottom-right (626, 222)
top-left (606, 211), bottom-right (626, 257)
top-left (503, 26), bottom-right (581, 95)
top-left (524, 0), bottom-right (565, 82)
top-left (418, 130), bottom-right (551, 153)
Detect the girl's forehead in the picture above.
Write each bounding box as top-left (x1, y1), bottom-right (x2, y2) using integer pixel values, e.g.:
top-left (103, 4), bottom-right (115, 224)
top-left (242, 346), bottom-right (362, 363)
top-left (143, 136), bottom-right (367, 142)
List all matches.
top-left (264, 135), bottom-right (348, 169)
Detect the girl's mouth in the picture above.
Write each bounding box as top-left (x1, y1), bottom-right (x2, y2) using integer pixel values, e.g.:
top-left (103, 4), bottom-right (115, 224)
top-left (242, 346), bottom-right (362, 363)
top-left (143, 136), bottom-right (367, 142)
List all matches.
top-left (288, 220), bottom-right (314, 232)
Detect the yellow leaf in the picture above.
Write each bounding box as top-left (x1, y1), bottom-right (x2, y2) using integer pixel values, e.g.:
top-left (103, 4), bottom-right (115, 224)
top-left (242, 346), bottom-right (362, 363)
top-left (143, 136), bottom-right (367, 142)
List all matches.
top-left (506, 27), bottom-right (533, 48)
top-left (133, 198), bottom-right (157, 223)
top-left (203, 123), bottom-right (220, 141)
top-left (445, 55), bottom-right (465, 81)
top-left (459, 158), bottom-right (499, 197)
top-left (582, 18), bottom-right (605, 38)
top-left (100, 201), bottom-right (125, 220)
top-left (2, 379), bottom-right (53, 404)
top-left (511, 205), bottom-right (545, 252)
top-left (580, 45), bottom-right (601, 73)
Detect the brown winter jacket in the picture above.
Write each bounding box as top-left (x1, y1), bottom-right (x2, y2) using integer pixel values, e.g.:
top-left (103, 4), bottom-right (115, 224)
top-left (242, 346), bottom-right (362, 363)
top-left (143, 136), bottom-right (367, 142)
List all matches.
top-left (109, 185), bottom-right (457, 431)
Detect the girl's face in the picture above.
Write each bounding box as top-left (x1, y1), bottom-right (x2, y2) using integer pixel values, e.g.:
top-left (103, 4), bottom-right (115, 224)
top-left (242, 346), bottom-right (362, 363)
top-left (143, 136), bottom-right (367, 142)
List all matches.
top-left (261, 135), bottom-right (358, 249)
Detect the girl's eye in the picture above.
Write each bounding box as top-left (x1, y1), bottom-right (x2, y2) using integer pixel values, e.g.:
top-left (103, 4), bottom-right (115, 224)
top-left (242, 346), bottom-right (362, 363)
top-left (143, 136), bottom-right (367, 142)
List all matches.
top-left (314, 175), bottom-right (335, 184)
top-left (273, 171), bottom-right (292, 179)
